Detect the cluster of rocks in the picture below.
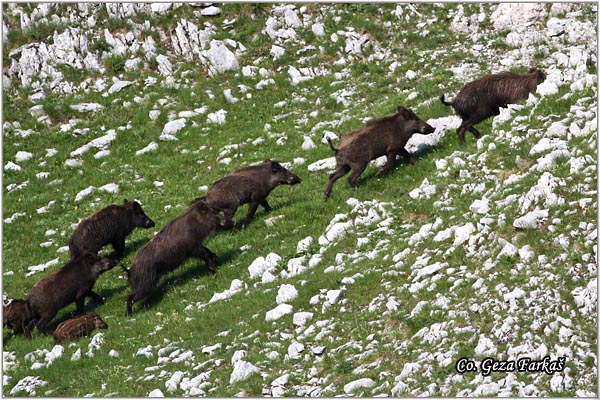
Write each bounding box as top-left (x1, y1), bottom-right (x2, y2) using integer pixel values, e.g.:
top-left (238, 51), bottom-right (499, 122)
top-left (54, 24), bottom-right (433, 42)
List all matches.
top-left (4, 2), bottom-right (234, 93)
top-left (3, 2), bottom-right (596, 397)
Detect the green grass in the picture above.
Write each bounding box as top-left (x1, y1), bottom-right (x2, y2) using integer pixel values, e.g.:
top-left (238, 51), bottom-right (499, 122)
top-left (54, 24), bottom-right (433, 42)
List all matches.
top-left (3, 2), bottom-right (597, 398)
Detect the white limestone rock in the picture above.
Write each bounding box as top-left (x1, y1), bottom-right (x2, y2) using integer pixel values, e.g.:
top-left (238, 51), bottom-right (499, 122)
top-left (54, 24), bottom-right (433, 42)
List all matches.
top-left (266, 304), bottom-right (293, 321)
top-left (160, 118), bottom-right (186, 141)
top-left (276, 284), bottom-right (298, 305)
top-left (230, 361), bottom-right (260, 384)
top-left (204, 40), bottom-right (239, 75)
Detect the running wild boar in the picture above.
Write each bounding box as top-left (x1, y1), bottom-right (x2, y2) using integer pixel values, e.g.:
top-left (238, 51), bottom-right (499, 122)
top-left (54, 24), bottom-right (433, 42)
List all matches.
top-left (440, 67), bottom-right (546, 143)
top-left (204, 159), bottom-right (302, 228)
top-left (124, 199), bottom-right (228, 316)
top-left (324, 106), bottom-right (435, 200)
top-left (25, 253), bottom-right (116, 334)
top-left (52, 311), bottom-right (107, 344)
top-left (68, 199), bottom-right (155, 260)
top-left (3, 299), bottom-right (32, 338)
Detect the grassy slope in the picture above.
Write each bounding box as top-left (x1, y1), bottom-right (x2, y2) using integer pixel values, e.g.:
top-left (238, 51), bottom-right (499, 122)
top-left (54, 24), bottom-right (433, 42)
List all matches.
top-left (2, 3), bottom-right (597, 397)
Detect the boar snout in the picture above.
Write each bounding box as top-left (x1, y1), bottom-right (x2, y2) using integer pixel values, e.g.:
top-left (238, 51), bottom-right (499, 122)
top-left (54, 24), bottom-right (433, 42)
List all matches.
top-left (287, 173), bottom-right (302, 185)
top-left (218, 216), bottom-right (235, 230)
top-left (420, 123), bottom-right (435, 135)
top-left (100, 257), bottom-right (117, 271)
top-left (143, 218), bottom-right (156, 228)
top-left (95, 316), bottom-right (108, 329)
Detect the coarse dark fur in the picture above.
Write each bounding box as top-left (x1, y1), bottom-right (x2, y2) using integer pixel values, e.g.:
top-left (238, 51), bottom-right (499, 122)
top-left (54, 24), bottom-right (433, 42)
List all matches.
top-left (124, 200), bottom-right (228, 316)
top-left (3, 299), bottom-right (33, 339)
top-left (204, 159), bottom-right (302, 228)
top-left (68, 199), bottom-right (155, 260)
top-left (24, 253), bottom-right (116, 335)
top-left (440, 67), bottom-right (546, 143)
top-left (323, 106), bottom-right (435, 200)
top-left (52, 311), bottom-right (107, 344)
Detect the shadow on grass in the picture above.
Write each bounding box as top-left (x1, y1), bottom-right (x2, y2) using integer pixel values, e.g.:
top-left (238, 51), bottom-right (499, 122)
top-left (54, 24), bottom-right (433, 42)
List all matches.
top-left (327, 144), bottom-right (441, 197)
top-left (124, 247), bottom-right (242, 316)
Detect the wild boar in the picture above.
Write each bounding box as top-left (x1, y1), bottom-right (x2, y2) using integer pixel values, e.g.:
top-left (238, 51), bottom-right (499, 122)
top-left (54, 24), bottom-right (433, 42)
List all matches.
top-left (3, 299), bottom-right (32, 339)
top-left (25, 253), bottom-right (116, 334)
top-left (440, 67), bottom-right (546, 143)
top-left (124, 199), bottom-right (228, 316)
top-left (324, 106), bottom-right (435, 199)
top-left (68, 199), bottom-right (155, 260)
top-left (204, 159), bottom-right (302, 228)
top-left (52, 311), bottom-right (107, 344)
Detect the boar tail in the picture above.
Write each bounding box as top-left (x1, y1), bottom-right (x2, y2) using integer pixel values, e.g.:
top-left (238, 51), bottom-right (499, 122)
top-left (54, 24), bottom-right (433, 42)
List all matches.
top-left (440, 94), bottom-right (454, 107)
top-left (326, 137), bottom-right (338, 154)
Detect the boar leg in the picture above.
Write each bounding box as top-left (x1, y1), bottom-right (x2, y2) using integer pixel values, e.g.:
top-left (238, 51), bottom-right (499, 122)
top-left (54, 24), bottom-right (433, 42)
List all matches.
top-left (458, 116), bottom-right (481, 143)
top-left (110, 239), bottom-right (126, 259)
top-left (223, 208), bottom-right (237, 228)
top-left (126, 295), bottom-right (136, 317)
top-left (22, 322), bottom-right (32, 339)
top-left (35, 316), bottom-right (52, 335)
top-left (25, 319), bottom-right (36, 338)
top-left (347, 163), bottom-right (368, 188)
top-left (86, 289), bottom-right (104, 305)
top-left (375, 151), bottom-right (398, 176)
top-left (196, 246), bottom-right (219, 272)
top-left (457, 125), bottom-right (468, 143)
top-left (22, 315), bottom-right (35, 339)
top-left (242, 201), bottom-right (261, 228)
top-left (324, 165), bottom-right (350, 200)
top-left (468, 126), bottom-right (481, 139)
top-left (126, 289), bottom-right (151, 317)
top-left (397, 147), bottom-right (417, 165)
top-left (74, 294), bottom-right (87, 315)
top-left (260, 199), bottom-right (272, 212)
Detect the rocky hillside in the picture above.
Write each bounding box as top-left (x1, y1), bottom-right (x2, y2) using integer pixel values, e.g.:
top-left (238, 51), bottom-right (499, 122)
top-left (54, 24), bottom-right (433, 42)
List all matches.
top-left (2, 3), bottom-right (597, 397)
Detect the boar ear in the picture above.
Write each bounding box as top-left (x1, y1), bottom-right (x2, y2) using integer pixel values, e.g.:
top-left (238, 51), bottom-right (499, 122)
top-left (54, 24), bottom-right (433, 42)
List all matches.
top-left (196, 201), bottom-right (209, 212)
top-left (398, 107), bottom-right (413, 120)
top-left (537, 69), bottom-right (546, 82)
top-left (263, 159), bottom-right (272, 166)
top-left (123, 199), bottom-right (129, 204)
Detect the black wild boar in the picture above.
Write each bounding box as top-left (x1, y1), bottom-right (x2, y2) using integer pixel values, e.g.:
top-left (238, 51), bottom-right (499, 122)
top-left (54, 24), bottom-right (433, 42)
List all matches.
top-left (25, 253), bottom-right (116, 334)
top-left (323, 106), bottom-right (435, 200)
top-left (3, 299), bottom-right (32, 339)
top-left (124, 199), bottom-right (228, 316)
top-left (68, 199), bottom-right (155, 260)
top-left (204, 159), bottom-right (302, 228)
top-left (440, 67), bottom-right (546, 143)
top-left (52, 311), bottom-right (107, 344)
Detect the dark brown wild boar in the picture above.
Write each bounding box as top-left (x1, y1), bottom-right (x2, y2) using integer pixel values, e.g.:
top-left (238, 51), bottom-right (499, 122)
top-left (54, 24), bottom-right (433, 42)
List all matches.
top-left (25, 253), bottom-right (116, 334)
top-left (324, 106), bottom-right (435, 200)
top-left (124, 199), bottom-right (228, 316)
top-left (440, 67), bottom-right (546, 143)
top-left (68, 199), bottom-right (155, 260)
top-left (3, 299), bottom-right (32, 339)
top-left (52, 311), bottom-right (107, 344)
top-left (204, 159), bottom-right (302, 228)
